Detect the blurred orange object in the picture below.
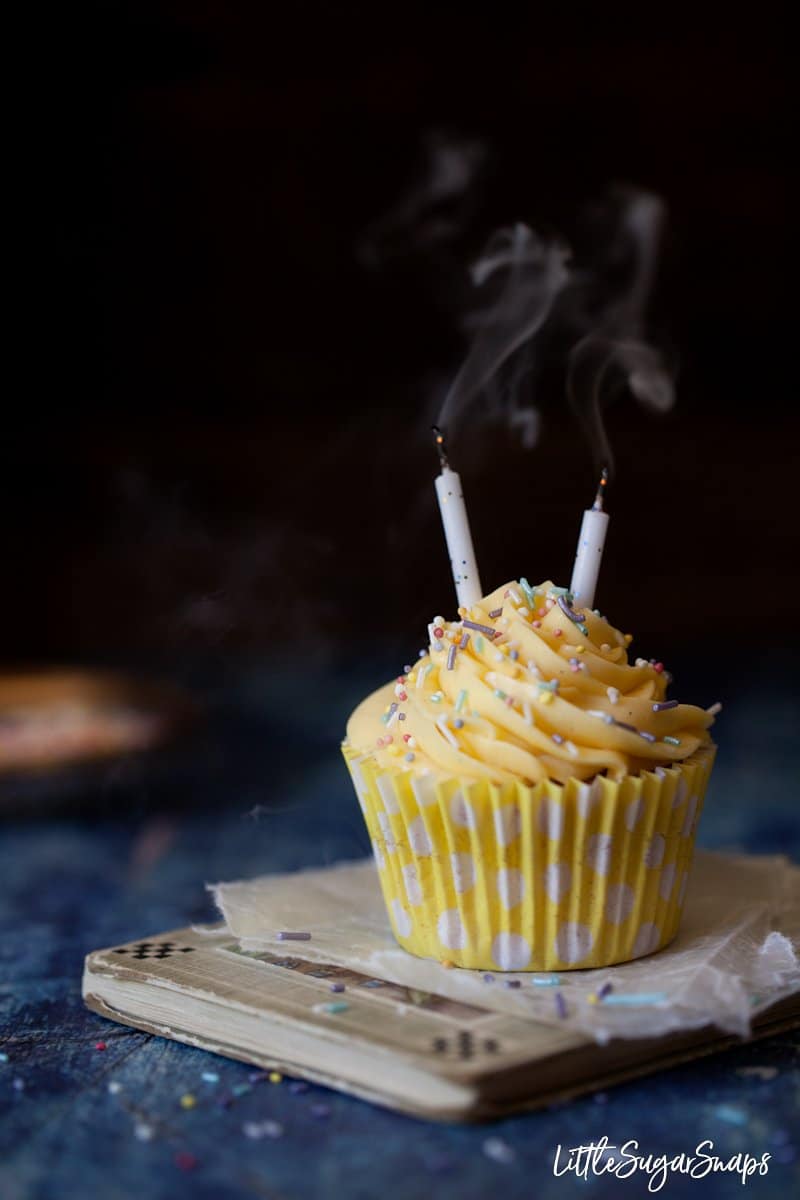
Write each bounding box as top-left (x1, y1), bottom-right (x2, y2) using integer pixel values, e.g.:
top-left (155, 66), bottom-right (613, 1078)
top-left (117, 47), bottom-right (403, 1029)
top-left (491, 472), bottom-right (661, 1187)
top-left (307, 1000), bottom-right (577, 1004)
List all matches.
top-left (0, 670), bottom-right (194, 774)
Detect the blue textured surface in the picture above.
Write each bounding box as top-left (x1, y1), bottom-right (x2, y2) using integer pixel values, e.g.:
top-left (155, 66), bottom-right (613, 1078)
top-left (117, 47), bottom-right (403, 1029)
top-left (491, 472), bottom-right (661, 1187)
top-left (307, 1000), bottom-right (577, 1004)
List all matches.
top-left (1, 653), bottom-right (799, 1200)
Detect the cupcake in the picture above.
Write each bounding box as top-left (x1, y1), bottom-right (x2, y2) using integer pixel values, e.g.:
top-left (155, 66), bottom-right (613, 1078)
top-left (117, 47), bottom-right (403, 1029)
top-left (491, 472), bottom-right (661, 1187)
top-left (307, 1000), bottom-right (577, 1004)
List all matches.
top-left (342, 580), bottom-right (717, 971)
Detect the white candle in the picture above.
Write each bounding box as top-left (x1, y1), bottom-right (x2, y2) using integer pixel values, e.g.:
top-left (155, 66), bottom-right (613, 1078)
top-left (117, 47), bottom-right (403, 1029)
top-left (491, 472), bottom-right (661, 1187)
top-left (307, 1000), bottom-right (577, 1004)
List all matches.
top-left (433, 428), bottom-right (482, 609)
top-left (569, 470), bottom-right (609, 611)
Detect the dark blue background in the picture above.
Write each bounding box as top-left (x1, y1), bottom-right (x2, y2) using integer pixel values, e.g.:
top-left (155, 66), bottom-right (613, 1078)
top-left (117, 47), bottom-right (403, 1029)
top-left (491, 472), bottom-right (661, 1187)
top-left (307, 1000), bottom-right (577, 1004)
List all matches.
top-left (1, 650), bottom-right (798, 1200)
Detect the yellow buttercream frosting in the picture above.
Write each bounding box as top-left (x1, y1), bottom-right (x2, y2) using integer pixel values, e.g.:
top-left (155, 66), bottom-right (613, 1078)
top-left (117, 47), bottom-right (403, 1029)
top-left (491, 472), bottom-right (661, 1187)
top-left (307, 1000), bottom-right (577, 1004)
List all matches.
top-left (346, 580), bottom-right (715, 785)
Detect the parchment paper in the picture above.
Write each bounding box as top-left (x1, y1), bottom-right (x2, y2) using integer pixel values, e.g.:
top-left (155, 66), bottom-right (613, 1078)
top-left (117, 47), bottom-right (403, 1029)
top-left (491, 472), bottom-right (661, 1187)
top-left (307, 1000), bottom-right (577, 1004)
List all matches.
top-left (211, 849), bottom-right (800, 1043)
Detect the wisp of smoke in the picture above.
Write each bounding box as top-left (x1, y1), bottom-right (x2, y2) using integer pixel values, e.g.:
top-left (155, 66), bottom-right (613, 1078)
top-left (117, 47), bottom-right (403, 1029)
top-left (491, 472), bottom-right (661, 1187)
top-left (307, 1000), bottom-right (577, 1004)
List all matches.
top-left (432, 184), bottom-right (676, 476)
top-left (357, 130), bottom-right (488, 267)
top-left (436, 223), bottom-right (570, 447)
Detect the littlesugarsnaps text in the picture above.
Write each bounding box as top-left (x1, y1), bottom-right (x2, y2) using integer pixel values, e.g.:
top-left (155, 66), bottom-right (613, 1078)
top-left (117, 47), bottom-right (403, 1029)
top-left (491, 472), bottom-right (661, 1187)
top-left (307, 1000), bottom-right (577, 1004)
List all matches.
top-left (552, 1138), bottom-right (770, 1192)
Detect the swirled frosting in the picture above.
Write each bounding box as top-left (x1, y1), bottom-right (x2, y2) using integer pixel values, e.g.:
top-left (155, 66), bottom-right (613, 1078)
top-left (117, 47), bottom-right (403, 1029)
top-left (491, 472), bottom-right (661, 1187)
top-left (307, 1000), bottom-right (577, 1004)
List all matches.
top-left (346, 580), bottom-right (717, 784)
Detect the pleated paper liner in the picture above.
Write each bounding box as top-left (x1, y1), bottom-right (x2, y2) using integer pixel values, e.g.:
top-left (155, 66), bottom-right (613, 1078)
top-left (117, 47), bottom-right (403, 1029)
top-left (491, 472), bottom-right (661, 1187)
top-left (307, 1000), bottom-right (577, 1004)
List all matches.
top-left (343, 743), bottom-right (716, 971)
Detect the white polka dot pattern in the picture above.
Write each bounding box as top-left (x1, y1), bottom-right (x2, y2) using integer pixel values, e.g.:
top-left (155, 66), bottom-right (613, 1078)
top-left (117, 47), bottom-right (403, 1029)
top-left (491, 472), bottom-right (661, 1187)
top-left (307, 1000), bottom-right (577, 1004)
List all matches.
top-left (493, 805), bottom-right (522, 848)
top-left (643, 833), bottom-right (665, 869)
top-left (495, 868), bottom-right (525, 910)
top-left (391, 898), bottom-right (412, 937)
top-left (450, 852), bottom-right (475, 894)
top-left (407, 816), bottom-right (433, 856)
top-left (450, 790), bottom-right (477, 829)
top-left (586, 833), bottom-right (613, 875)
top-left (376, 774), bottom-right (400, 814)
top-left (555, 922), bottom-right (594, 964)
top-left (632, 922), bottom-right (661, 957)
top-left (491, 932), bottom-right (531, 970)
top-left (659, 863), bottom-right (677, 901)
top-left (544, 862), bottom-right (572, 903)
top-left (605, 882), bottom-right (635, 924)
top-left (437, 908), bottom-right (467, 950)
top-left (402, 863), bottom-right (423, 906)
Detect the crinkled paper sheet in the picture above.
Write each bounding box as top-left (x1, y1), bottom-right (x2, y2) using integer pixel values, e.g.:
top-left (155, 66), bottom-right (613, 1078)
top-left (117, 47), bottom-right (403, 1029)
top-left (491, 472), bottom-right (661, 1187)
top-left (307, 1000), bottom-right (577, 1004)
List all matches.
top-left (211, 850), bottom-right (800, 1044)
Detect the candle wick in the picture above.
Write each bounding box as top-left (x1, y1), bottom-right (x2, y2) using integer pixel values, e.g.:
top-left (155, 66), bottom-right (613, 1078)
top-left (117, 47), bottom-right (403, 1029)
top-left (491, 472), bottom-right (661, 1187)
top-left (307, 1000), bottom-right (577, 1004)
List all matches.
top-left (592, 466), bottom-right (609, 511)
top-left (432, 425), bottom-right (450, 470)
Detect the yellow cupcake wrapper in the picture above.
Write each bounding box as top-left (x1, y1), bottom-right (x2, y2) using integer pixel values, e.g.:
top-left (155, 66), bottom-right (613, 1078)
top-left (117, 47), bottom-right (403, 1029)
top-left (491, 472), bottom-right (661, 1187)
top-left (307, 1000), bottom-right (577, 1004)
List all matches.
top-left (343, 744), bottom-right (716, 971)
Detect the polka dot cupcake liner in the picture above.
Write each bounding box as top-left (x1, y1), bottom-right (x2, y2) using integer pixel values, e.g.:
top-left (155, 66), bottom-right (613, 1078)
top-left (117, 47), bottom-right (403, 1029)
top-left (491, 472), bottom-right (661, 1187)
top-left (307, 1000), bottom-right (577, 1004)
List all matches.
top-left (343, 745), bottom-right (716, 971)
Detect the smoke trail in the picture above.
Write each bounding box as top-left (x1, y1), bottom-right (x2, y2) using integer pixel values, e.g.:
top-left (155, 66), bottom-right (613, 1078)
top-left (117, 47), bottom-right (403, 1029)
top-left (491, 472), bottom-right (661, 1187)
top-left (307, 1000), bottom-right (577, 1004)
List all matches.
top-left (436, 223), bottom-right (570, 443)
top-left (565, 188), bottom-right (675, 477)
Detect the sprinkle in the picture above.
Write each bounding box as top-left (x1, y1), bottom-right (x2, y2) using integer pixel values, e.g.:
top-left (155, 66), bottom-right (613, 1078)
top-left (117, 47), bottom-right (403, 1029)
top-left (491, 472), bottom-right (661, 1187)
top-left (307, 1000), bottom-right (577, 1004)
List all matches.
top-left (174, 1152), bottom-right (198, 1171)
top-left (268, 1070), bottom-right (283, 1083)
top-left (289, 1080), bottom-right (309, 1094)
top-left (446, 645), bottom-right (457, 670)
top-left (555, 992), bottom-right (568, 1018)
top-left (403, 664), bottom-right (412, 674)
top-left (601, 643), bottom-right (611, 652)
top-left (596, 981), bottom-right (613, 1000)
top-left (482, 973), bottom-right (495, 982)
top-left (607, 687), bottom-right (620, 704)
top-left (314, 1002), bottom-right (349, 1014)
top-left (437, 716), bottom-right (459, 748)
top-left (310, 1103), bottom-right (331, 1119)
top-left (277, 931), bottom-right (311, 941)
top-left (483, 1137), bottom-right (516, 1165)
top-left (538, 690), bottom-right (553, 706)
top-left (553, 628), bottom-right (563, 637)
top-left (532, 619), bottom-right (542, 628)
top-left (12, 1078), bottom-right (25, 1091)
top-left (0, 1052), bottom-right (7, 1063)
top-left (134, 1123), bottom-right (154, 1142)
top-left (523, 702), bottom-right (532, 725)
top-left (455, 688), bottom-right (468, 712)
top-left (488, 607), bottom-right (503, 619)
top-left (362, 979), bottom-right (385, 988)
top-left (587, 709), bottom-right (613, 724)
top-left (707, 701), bottom-right (723, 716)
top-left (418, 648), bottom-right (426, 658)
top-left (475, 636), bottom-right (485, 652)
top-left (95, 1041), bottom-right (107, 1051)
top-left (417, 663), bottom-right (431, 688)
top-left (429, 691), bottom-right (443, 703)
top-left (398, 712), bottom-right (406, 721)
top-left (459, 633), bottom-right (470, 650)
top-left (652, 699), bottom-right (679, 711)
top-left (462, 619), bottom-right (497, 638)
top-left (519, 578), bottom-right (536, 607)
top-left (441, 959), bottom-right (455, 969)
top-left (328, 982), bottom-right (345, 994)
top-left (653, 662), bottom-right (665, 673)
top-left (712, 1104), bottom-right (748, 1126)
top-left (509, 648), bottom-right (519, 661)
top-left (433, 626), bottom-right (444, 638)
top-left (565, 740), bottom-right (578, 757)
top-left (201, 1072), bottom-right (219, 1084)
top-left (505, 587), bottom-right (522, 604)
top-left (601, 992), bottom-right (668, 1006)
top-left (551, 733), bottom-right (564, 745)
top-left (613, 720), bottom-right (637, 732)
top-left (639, 731), bottom-right (657, 743)
top-left (556, 595), bottom-right (586, 625)
top-left (663, 735), bottom-right (681, 746)
top-left (180, 1093), bottom-right (197, 1109)
top-left (493, 688), bottom-right (506, 700)
top-left (244, 1119), bottom-right (284, 1140)
top-left (503, 979), bottom-right (521, 989)
top-left (531, 974), bottom-right (561, 986)
top-left (453, 719), bottom-right (464, 729)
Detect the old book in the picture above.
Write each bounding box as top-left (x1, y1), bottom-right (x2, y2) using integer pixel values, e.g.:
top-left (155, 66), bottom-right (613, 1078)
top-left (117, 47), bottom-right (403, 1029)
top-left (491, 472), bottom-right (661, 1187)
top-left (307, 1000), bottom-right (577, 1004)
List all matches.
top-left (82, 924), bottom-right (800, 1122)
